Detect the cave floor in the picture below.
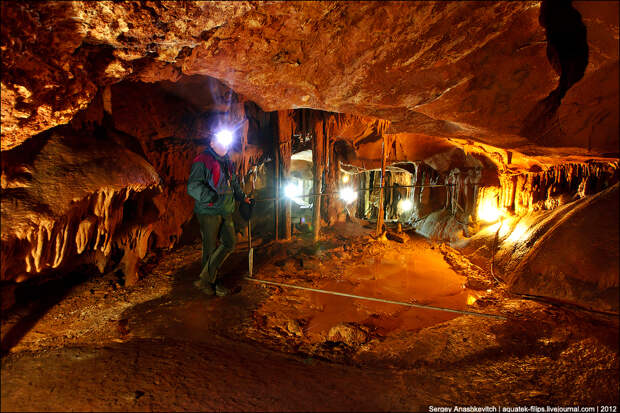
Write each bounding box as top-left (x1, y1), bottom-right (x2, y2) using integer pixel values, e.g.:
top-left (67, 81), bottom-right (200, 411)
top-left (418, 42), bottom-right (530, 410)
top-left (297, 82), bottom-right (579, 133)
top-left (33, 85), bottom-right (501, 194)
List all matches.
top-left (1, 223), bottom-right (618, 411)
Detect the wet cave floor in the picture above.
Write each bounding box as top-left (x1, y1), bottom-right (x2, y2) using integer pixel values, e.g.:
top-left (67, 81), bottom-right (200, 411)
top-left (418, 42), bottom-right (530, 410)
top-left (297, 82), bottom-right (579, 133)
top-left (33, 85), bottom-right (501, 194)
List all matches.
top-left (1, 223), bottom-right (618, 411)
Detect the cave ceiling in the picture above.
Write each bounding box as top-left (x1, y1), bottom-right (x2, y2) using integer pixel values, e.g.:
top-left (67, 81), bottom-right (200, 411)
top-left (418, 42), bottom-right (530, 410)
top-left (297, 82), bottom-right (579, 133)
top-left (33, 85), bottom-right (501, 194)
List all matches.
top-left (1, 1), bottom-right (618, 157)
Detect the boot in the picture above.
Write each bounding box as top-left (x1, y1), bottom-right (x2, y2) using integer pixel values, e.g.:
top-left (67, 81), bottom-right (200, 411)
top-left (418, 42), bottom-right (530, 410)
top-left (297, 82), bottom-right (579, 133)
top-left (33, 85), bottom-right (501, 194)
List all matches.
top-left (194, 278), bottom-right (215, 296)
top-left (215, 282), bottom-right (231, 297)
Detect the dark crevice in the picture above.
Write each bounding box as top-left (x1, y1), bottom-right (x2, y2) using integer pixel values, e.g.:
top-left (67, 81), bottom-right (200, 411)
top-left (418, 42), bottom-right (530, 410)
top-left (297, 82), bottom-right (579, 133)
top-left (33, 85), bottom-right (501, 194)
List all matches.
top-left (520, 0), bottom-right (589, 144)
top-left (540, 0), bottom-right (589, 99)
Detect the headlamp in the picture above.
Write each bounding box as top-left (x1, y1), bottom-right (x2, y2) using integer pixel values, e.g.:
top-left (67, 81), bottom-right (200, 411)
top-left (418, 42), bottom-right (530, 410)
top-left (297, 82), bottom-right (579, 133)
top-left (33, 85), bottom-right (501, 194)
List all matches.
top-left (215, 129), bottom-right (233, 147)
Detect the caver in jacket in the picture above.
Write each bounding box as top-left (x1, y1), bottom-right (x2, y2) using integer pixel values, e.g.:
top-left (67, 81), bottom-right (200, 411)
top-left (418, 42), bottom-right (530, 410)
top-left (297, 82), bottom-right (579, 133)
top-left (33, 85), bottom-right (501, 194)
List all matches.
top-left (187, 146), bottom-right (246, 215)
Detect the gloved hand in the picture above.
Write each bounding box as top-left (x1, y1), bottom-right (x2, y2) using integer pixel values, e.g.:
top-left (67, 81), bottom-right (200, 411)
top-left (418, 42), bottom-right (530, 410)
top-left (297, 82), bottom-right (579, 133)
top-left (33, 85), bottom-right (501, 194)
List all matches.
top-left (239, 197), bottom-right (255, 221)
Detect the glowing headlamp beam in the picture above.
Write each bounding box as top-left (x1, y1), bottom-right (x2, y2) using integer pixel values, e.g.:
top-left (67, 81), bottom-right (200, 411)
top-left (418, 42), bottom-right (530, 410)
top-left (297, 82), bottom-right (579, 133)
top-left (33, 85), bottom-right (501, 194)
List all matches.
top-left (215, 129), bottom-right (233, 147)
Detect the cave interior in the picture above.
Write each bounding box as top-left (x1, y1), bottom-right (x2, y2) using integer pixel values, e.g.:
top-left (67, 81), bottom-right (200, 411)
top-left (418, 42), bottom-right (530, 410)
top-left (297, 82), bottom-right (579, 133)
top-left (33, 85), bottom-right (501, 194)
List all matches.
top-left (1, 1), bottom-right (619, 411)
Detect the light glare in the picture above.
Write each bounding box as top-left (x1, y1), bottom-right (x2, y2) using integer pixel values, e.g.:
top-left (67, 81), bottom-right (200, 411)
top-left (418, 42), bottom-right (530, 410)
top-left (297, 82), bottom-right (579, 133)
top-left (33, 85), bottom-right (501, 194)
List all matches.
top-left (506, 222), bottom-right (529, 243)
top-left (477, 195), bottom-right (502, 222)
top-left (339, 187), bottom-right (358, 204)
top-left (215, 129), bottom-right (233, 147)
top-left (284, 182), bottom-right (302, 200)
top-left (398, 199), bottom-right (413, 212)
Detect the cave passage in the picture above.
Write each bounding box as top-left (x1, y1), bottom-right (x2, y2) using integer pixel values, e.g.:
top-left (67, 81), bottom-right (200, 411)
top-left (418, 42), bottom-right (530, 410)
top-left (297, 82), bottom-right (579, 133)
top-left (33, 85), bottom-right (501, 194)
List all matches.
top-left (1, 1), bottom-right (619, 411)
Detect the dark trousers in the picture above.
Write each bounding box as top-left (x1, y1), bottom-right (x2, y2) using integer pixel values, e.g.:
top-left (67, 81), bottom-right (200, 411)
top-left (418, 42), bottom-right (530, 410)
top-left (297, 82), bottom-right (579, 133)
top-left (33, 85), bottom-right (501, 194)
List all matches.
top-left (197, 213), bottom-right (236, 284)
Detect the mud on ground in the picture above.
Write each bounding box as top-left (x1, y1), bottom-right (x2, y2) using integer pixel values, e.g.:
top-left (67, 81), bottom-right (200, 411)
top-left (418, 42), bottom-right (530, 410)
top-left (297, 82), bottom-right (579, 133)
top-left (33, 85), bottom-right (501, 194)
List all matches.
top-left (1, 223), bottom-right (618, 411)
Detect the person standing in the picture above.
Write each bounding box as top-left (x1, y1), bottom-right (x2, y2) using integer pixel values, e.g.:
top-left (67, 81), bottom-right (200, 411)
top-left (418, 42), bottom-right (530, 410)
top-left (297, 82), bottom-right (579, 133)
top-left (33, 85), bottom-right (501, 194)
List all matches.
top-left (187, 130), bottom-right (251, 296)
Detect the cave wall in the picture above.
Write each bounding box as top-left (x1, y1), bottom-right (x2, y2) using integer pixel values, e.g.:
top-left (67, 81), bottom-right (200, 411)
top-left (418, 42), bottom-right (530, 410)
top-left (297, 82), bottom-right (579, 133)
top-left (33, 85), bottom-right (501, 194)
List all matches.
top-left (509, 183), bottom-right (619, 313)
top-left (533, 1), bottom-right (619, 151)
top-left (460, 182), bottom-right (619, 313)
top-left (0, 124), bottom-right (161, 284)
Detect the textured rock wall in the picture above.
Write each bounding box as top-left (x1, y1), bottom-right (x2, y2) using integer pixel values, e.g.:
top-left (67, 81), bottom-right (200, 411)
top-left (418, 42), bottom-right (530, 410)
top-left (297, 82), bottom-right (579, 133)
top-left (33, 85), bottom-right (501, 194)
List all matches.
top-left (496, 161), bottom-right (619, 214)
top-left (108, 80), bottom-right (204, 255)
top-left (530, 1), bottom-right (619, 151)
top-left (509, 183), bottom-right (619, 313)
top-left (445, 159), bottom-right (619, 312)
top-left (460, 182), bottom-right (619, 313)
top-left (2, 1), bottom-right (617, 153)
top-left (0, 126), bottom-right (161, 284)
top-left (0, 1), bottom-right (251, 150)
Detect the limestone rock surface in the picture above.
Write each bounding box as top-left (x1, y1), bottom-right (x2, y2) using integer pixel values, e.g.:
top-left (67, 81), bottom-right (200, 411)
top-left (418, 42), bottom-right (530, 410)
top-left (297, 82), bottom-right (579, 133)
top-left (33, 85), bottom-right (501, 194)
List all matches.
top-left (0, 126), bottom-right (161, 282)
top-left (2, 1), bottom-right (618, 154)
top-left (509, 183), bottom-right (619, 313)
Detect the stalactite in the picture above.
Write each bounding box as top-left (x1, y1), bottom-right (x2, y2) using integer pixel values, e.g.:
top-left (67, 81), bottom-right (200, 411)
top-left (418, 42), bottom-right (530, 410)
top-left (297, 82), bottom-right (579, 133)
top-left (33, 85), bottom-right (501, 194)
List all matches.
top-left (116, 224), bottom-right (154, 286)
top-left (52, 223), bottom-right (69, 269)
top-left (494, 161), bottom-right (619, 216)
top-left (3, 182), bottom-right (161, 283)
top-left (404, 155), bottom-right (618, 242)
top-left (276, 110), bottom-right (295, 239)
top-left (75, 217), bottom-right (96, 254)
top-left (463, 168), bottom-right (481, 218)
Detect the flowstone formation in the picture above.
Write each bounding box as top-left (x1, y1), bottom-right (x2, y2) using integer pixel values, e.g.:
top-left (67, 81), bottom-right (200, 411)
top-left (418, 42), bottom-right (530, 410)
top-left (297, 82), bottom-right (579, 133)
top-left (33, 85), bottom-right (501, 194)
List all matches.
top-left (0, 127), bottom-right (161, 283)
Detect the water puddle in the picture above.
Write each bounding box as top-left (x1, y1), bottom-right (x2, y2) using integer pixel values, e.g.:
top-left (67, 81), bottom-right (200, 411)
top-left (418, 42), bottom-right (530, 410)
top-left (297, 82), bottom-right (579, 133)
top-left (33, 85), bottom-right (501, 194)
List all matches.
top-left (304, 248), bottom-right (478, 335)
